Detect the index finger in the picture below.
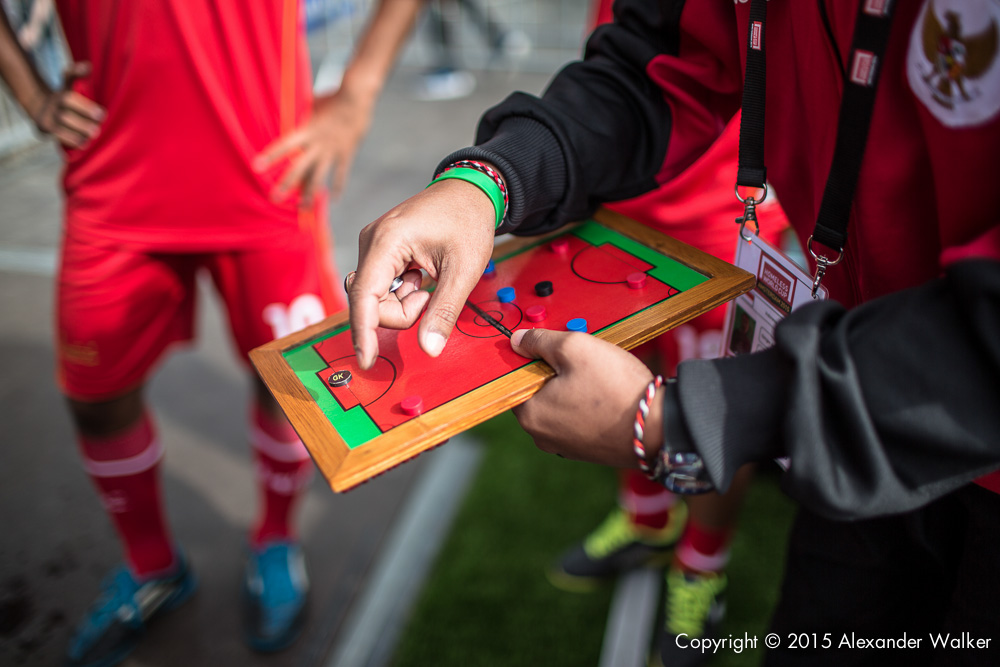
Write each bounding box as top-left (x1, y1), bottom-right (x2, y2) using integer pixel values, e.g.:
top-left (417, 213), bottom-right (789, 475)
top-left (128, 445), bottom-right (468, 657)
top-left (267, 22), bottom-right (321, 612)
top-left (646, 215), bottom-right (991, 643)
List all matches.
top-left (61, 90), bottom-right (105, 124)
top-left (415, 258), bottom-right (486, 358)
top-left (253, 130), bottom-right (304, 172)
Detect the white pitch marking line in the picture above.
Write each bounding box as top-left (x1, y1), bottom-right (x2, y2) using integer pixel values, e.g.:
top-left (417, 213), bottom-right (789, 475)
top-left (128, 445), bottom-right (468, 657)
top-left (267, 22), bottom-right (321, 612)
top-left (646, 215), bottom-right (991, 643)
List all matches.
top-left (0, 247), bottom-right (58, 276)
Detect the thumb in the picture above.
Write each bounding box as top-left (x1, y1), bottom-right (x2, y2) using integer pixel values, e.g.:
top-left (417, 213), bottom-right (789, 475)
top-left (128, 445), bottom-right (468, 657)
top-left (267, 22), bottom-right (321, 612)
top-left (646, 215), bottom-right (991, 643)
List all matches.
top-left (510, 328), bottom-right (567, 367)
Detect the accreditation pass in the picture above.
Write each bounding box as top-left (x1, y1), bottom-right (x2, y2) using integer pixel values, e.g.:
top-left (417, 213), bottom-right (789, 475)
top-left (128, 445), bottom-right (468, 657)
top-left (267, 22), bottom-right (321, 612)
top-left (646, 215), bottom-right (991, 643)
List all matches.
top-left (721, 233), bottom-right (827, 359)
top-left (721, 232), bottom-right (827, 471)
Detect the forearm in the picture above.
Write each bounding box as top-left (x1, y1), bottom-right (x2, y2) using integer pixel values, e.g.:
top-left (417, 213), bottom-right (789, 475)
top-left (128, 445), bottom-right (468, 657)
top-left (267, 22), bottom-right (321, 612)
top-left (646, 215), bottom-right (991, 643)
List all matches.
top-left (337, 0), bottom-right (425, 107)
top-left (0, 10), bottom-right (50, 119)
top-left (661, 259), bottom-right (1000, 520)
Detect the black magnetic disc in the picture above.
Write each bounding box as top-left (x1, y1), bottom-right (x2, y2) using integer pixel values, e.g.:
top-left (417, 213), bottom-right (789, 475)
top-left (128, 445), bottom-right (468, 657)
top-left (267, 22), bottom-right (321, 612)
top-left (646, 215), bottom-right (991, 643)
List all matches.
top-left (327, 370), bottom-right (352, 387)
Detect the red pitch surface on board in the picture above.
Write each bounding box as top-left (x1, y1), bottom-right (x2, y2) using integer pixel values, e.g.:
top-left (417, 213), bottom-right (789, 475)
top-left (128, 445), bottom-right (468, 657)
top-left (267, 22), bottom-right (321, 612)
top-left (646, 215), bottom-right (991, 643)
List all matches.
top-left (313, 235), bottom-right (679, 436)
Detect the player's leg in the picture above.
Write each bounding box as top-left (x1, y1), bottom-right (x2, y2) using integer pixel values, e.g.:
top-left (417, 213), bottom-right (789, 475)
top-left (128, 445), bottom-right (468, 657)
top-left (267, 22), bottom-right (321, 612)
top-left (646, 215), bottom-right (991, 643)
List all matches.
top-left (654, 465), bottom-right (754, 667)
top-left (58, 238), bottom-right (199, 667)
top-left (67, 388), bottom-right (178, 578)
top-left (209, 218), bottom-right (344, 652)
top-left (547, 466), bottom-right (687, 591)
top-left (453, 0), bottom-right (513, 58)
top-left (248, 377), bottom-right (315, 549)
top-left (414, 0), bottom-right (477, 101)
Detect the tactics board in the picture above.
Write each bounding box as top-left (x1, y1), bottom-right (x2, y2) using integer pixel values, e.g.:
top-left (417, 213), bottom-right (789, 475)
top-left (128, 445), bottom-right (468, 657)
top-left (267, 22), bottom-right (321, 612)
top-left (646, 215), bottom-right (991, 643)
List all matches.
top-left (250, 208), bottom-right (754, 491)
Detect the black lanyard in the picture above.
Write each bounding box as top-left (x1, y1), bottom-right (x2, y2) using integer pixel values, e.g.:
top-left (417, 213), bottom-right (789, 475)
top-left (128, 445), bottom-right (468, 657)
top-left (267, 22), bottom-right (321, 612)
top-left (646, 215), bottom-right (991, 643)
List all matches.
top-left (736, 0), bottom-right (896, 295)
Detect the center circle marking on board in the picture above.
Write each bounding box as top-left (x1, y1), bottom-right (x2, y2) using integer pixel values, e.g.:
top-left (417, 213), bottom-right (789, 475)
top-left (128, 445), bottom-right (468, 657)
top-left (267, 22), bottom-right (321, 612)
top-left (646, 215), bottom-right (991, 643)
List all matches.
top-left (456, 300), bottom-right (524, 338)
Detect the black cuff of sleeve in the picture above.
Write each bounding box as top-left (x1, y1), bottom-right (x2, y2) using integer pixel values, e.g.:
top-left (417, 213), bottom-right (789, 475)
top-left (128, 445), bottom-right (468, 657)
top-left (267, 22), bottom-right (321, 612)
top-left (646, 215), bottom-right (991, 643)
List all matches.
top-left (675, 351), bottom-right (787, 492)
top-left (660, 379), bottom-right (694, 453)
top-left (660, 382), bottom-right (733, 493)
top-left (436, 116), bottom-right (566, 235)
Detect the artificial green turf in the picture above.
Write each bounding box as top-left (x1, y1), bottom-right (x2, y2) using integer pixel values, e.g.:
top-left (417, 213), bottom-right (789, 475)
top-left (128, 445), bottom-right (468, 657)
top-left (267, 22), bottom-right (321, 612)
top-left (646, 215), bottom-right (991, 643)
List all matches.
top-left (390, 412), bottom-right (796, 667)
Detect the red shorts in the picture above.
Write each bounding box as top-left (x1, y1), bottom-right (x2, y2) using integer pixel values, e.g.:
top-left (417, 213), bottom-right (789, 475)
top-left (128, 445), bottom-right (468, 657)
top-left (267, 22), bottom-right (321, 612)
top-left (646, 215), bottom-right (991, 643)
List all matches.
top-left (56, 227), bottom-right (345, 401)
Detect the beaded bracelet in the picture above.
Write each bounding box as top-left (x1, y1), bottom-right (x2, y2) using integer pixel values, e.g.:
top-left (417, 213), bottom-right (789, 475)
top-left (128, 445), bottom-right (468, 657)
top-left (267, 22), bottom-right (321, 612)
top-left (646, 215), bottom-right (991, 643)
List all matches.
top-left (444, 160), bottom-right (509, 221)
top-left (632, 375), bottom-right (664, 477)
top-left (428, 161), bottom-right (507, 229)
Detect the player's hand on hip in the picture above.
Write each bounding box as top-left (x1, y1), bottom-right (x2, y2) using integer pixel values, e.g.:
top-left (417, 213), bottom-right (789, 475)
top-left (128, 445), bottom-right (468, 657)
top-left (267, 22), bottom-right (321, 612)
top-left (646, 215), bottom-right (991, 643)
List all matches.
top-left (349, 178), bottom-right (495, 369)
top-left (254, 90), bottom-right (373, 206)
top-left (33, 62), bottom-right (104, 149)
top-left (510, 328), bottom-right (656, 467)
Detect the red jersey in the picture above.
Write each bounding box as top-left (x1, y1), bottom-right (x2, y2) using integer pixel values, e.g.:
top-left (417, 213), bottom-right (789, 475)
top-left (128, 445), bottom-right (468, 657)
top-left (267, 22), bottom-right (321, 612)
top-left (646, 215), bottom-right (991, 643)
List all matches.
top-left (55, 0), bottom-right (316, 251)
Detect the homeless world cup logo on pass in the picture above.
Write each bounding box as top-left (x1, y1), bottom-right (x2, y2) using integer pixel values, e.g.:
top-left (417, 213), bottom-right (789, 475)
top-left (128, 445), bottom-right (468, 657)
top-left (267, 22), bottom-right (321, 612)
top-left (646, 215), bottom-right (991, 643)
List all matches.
top-left (908, 0), bottom-right (1000, 127)
top-left (756, 257), bottom-right (794, 315)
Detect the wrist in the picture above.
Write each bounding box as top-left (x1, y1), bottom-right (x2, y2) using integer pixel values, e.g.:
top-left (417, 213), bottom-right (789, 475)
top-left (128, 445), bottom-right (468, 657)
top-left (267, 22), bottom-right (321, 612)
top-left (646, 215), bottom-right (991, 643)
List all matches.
top-left (436, 146), bottom-right (528, 234)
top-left (333, 70), bottom-right (382, 109)
top-left (428, 161), bottom-right (507, 229)
top-left (425, 177), bottom-right (497, 235)
top-left (649, 378), bottom-right (714, 494)
top-left (27, 86), bottom-right (55, 133)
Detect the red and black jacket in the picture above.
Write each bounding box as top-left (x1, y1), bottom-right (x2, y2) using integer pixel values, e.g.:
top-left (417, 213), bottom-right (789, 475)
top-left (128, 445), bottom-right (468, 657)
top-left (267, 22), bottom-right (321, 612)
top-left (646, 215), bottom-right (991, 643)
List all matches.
top-left (442, 0), bottom-right (1000, 519)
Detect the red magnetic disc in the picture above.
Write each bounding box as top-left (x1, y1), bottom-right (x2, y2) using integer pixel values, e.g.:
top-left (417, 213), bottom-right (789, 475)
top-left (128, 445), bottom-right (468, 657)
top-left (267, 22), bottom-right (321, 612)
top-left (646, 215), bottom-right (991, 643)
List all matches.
top-left (400, 395), bottom-right (424, 416)
top-left (549, 238), bottom-right (570, 254)
top-left (626, 272), bottom-right (648, 289)
top-left (525, 305), bottom-right (547, 322)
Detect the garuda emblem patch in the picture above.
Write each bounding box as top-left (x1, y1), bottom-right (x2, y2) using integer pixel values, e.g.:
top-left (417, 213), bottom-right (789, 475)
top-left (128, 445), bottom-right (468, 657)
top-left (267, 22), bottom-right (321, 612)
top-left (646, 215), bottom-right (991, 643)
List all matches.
top-left (908, 0), bottom-right (1000, 127)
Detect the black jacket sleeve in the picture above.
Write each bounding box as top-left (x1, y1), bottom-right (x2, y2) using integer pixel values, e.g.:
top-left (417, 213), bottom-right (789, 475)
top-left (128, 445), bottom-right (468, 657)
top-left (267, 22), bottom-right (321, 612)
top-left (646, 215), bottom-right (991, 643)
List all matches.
top-left (661, 259), bottom-right (1000, 521)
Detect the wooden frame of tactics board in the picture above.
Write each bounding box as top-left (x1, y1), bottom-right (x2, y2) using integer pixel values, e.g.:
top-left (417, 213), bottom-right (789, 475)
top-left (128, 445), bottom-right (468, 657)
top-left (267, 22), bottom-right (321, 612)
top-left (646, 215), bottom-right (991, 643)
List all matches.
top-left (250, 208), bottom-right (754, 492)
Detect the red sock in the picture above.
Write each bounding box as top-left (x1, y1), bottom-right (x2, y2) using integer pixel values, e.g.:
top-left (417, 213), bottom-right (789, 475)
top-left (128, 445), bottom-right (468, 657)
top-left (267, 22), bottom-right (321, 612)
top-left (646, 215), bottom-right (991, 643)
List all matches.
top-left (619, 469), bottom-right (678, 530)
top-left (77, 413), bottom-right (177, 579)
top-left (250, 405), bottom-right (313, 548)
top-left (675, 519), bottom-right (733, 574)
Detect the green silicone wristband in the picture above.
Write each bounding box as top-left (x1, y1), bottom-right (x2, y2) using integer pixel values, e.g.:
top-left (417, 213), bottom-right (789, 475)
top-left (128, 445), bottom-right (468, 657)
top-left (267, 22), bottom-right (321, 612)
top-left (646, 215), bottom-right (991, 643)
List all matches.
top-left (428, 168), bottom-right (505, 229)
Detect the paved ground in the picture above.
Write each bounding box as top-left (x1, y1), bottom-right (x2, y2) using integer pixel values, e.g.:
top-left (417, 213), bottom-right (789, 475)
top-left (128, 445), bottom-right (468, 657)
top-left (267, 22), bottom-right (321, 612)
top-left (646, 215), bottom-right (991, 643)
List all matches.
top-left (0, 66), bottom-right (553, 667)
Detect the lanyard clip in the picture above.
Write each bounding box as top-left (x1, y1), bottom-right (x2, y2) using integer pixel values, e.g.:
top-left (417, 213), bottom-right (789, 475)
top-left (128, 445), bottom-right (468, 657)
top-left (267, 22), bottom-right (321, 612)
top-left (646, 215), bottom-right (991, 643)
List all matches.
top-left (736, 199), bottom-right (759, 241)
top-left (807, 235), bottom-right (844, 298)
top-left (734, 184), bottom-right (768, 241)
